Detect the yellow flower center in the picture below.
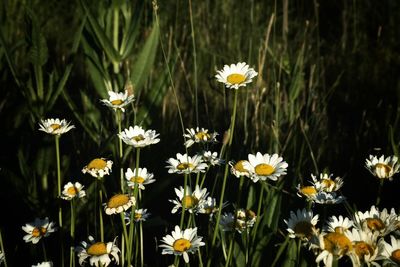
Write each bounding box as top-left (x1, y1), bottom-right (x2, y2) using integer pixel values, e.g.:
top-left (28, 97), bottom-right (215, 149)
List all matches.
top-left (195, 131), bottom-right (210, 140)
top-left (354, 241), bottom-right (374, 259)
top-left (87, 242), bottom-right (108, 256)
top-left (365, 218), bottom-right (385, 231)
top-left (67, 186), bottom-right (77, 196)
top-left (131, 176), bottom-right (145, 184)
top-left (293, 221), bottom-right (314, 239)
top-left (254, 164), bottom-right (275, 176)
top-left (173, 238), bottom-right (191, 252)
top-left (134, 212), bottom-right (142, 220)
top-left (374, 163), bottom-right (392, 176)
top-left (182, 196), bottom-right (198, 209)
top-left (391, 249), bottom-right (400, 264)
top-left (87, 158), bottom-right (107, 170)
top-left (334, 226), bottom-right (346, 234)
top-left (227, 73), bottom-right (246, 84)
top-left (300, 186), bottom-right (317, 196)
top-left (321, 179), bottom-right (335, 189)
top-left (177, 163), bottom-right (193, 170)
top-left (111, 99), bottom-right (123, 105)
top-left (323, 232), bottom-right (353, 255)
top-left (32, 227), bottom-right (47, 237)
top-left (131, 134), bottom-right (145, 142)
top-left (50, 124), bottom-right (61, 131)
top-left (107, 194), bottom-right (130, 208)
top-left (233, 160), bottom-right (248, 173)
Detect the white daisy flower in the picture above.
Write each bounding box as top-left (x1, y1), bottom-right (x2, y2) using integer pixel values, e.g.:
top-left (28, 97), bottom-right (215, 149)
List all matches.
top-left (220, 209), bottom-right (257, 233)
top-left (365, 154), bottom-right (400, 180)
top-left (377, 235), bottom-right (400, 266)
top-left (296, 184), bottom-right (318, 200)
top-left (183, 127), bottom-right (218, 148)
top-left (38, 118), bottom-right (75, 136)
top-left (125, 167), bottom-right (155, 190)
top-left (198, 197), bottom-right (218, 215)
top-left (82, 158), bottom-right (113, 179)
top-left (313, 191), bottom-right (345, 205)
top-left (200, 151), bottom-right (224, 166)
top-left (243, 152), bottom-right (288, 182)
top-left (61, 182), bottom-right (86, 200)
top-left (324, 215), bottom-right (353, 234)
top-left (284, 208), bottom-right (319, 241)
top-left (31, 261), bottom-right (53, 267)
top-left (118, 125), bottom-right (160, 148)
top-left (229, 160), bottom-right (250, 178)
top-left (354, 205), bottom-right (398, 236)
top-left (215, 62), bottom-right (258, 89)
top-left (124, 209), bottom-right (151, 225)
top-left (166, 153), bottom-right (208, 174)
top-left (100, 90), bottom-right (135, 112)
top-left (76, 236), bottom-right (120, 267)
top-left (159, 225), bottom-right (205, 263)
top-left (104, 194), bottom-right (136, 215)
top-left (311, 173), bottom-right (344, 192)
top-left (22, 217), bottom-right (57, 244)
top-left (346, 228), bottom-right (380, 266)
top-left (170, 185), bottom-right (209, 214)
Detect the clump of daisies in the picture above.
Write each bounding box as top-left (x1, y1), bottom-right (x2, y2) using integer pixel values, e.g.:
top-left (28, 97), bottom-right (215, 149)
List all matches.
top-left (365, 154), bottom-right (400, 180)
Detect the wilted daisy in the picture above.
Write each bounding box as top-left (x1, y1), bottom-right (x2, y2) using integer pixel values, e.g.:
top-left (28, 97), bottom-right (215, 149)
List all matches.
top-left (100, 90), bottom-right (135, 112)
top-left (183, 127), bottom-right (218, 148)
top-left (170, 185), bottom-right (209, 214)
top-left (215, 62), bottom-right (258, 89)
top-left (76, 236), bottom-right (120, 267)
top-left (220, 209), bottom-right (257, 233)
top-left (118, 125), bottom-right (160, 148)
top-left (104, 194), bottom-right (136, 215)
top-left (199, 151), bottom-right (224, 166)
top-left (377, 235), bottom-right (400, 266)
top-left (365, 154), bottom-right (400, 180)
top-left (311, 173), bottom-right (344, 192)
top-left (346, 228), bottom-right (380, 266)
top-left (61, 181), bottom-right (86, 200)
top-left (284, 208), bottom-right (319, 241)
top-left (38, 118), bottom-right (75, 136)
top-left (354, 206), bottom-right (398, 236)
top-left (324, 215), bottom-right (353, 234)
top-left (159, 225), bottom-right (205, 263)
top-left (198, 197), bottom-right (219, 216)
top-left (31, 261), bottom-right (53, 267)
top-left (82, 158), bottom-right (113, 178)
top-left (125, 167), bottom-right (155, 190)
top-left (22, 217), bottom-right (57, 244)
top-left (229, 160), bottom-right (250, 178)
top-left (166, 153), bottom-right (208, 174)
top-left (243, 152), bottom-right (288, 182)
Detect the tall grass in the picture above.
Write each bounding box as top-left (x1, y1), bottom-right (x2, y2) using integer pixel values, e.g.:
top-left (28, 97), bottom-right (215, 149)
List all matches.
top-left (0, 0), bottom-right (400, 266)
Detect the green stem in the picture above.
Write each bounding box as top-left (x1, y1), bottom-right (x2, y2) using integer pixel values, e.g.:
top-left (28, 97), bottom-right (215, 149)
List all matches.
top-left (117, 110), bottom-right (124, 193)
top-left (112, 4), bottom-right (120, 73)
top-left (188, 0), bottom-right (198, 125)
top-left (97, 179), bottom-right (104, 242)
top-left (120, 212), bottom-right (130, 255)
top-left (376, 179), bottom-right (385, 206)
top-left (140, 221), bottom-right (144, 267)
top-left (55, 136), bottom-right (62, 227)
top-left (179, 173), bottom-right (188, 229)
top-left (70, 200), bottom-right (76, 267)
top-left (224, 233), bottom-right (235, 267)
top-left (251, 186), bottom-right (265, 244)
top-left (0, 228), bottom-right (8, 267)
top-left (41, 240), bottom-right (48, 261)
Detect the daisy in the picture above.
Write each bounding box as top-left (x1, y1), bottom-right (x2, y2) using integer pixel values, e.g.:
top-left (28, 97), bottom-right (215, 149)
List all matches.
top-left (82, 158), bottom-right (113, 178)
top-left (200, 151), bottom-right (224, 166)
top-left (243, 152), bottom-right (288, 182)
top-left (31, 261), bottom-right (53, 267)
top-left (296, 184), bottom-right (318, 200)
top-left (22, 217), bottom-right (57, 244)
top-left (183, 127), bottom-right (218, 148)
top-left (284, 208), bottom-right (319, 241)
top-left (365, 155), bottom-right (400, 180)
top-left (166, 153), bottom-right (208, 174)
top-left (170, 185), bottom-right (208, 214)
top-left (100, 90), bottom-right (135, 112)
top-left (324, 215), bottom-right (353, 234)
top-left (118, 125), bottom-right (160, 148)
top-left (76, 236), bottom-right (120, 267)
top-left (311, 173), bottom-right (344, 192)
top-left (346, 228), bottom-right (380, 266)
top-left (377, 235), bottom-right (400, 265)
top-left (229, 160), bottom-right (250, 178)
top-left (61, 181), bottom-right (86, 200)
top-left (125, 167), bottom-right (155, 190)
top-left (104, 194), bottom-right (136, 215)
top-left (38, 118), bottom-right (75, 136)
top-left (220, 209), bottom-right (257, 233)
top-left (198, 197), bottom-right (219, 215)
top-left (159, 225), bottom-right (205, 263)
top-left (124, 209), bottom-right (151, 225)
top-left (353, 205), bottom-right (398, 236)
top-left (215, 62), bottom-right (258, 89)
top-left (313, 191), bottom-right (346, 205)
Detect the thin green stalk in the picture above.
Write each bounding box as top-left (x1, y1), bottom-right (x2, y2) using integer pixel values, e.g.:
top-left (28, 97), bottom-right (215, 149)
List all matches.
top-left (188, 0), bottom-right (198, 125)
top-left (116, 110), bottom-right (124, 193)
top-left (41, 240), bottom-right (48, 261)
top-left (0, 228), bottom-right (8, 267)
top-left (376, 179), bottom-right (385, 206)
top-left (97, 179), bottom-right (104, 242)
top-left (225, 233), bottom-right (235, 267)
top-left (251, 186), bottom-right (265, 245)
top-left (70, 200), bottom-right (76, 267)
top-left (179, 174), bottom-right (188, 229)
top-left (55, 136), bottom-right (62, 227)
top-left (119, 212), bottom-right (130, 258)
top-left (199, 170), bottom-right (208, 189)
top-left (140, 221), bottom-right (144, 267)
top-left (112, 4), bottom-right (120, 73)
top-left (35, 65), bottom-right (44, 100)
